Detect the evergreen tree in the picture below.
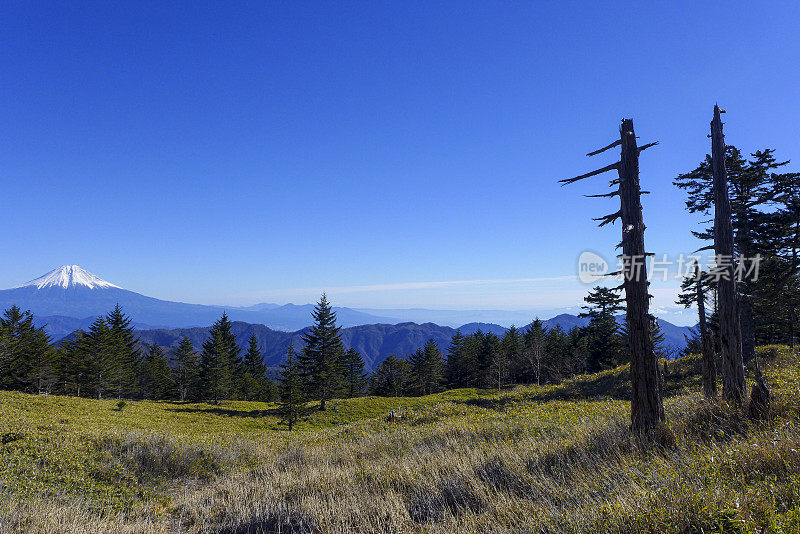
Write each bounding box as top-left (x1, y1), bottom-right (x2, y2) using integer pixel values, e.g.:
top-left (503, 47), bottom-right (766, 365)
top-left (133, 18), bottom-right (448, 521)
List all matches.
top-left (544, 325), bottom-right (573, 383)
top-left (0, 306), bottom-right (54, 393)
top-left (278, 344), bottom-right (304, 430)
top-left (369, 355), bottom-right (411, 397)
top-left (579, 286), bottom-right (626, 371)
top-left (501, 325), bottom-right (523, 383)
top-left (521, 320), bottom-right (547, 385)
top-left (84, 316), bottom-right (113, 399)
top-left (241, 333), bottom-right (267, 400)
top-left (140, 344), bottom-right (174, 400)
top-left (340, 348), bottom-right (367, 398)
top-left (298, 294), bottom-right (345, 410)
top-left (172, 337), bottom-right (199, 401)
top-left (445, 330), bottom-right (466, 388)
top-left (105, 304), bottom-right (141, 398)
top-left (408, 339), bottom-right (444, 396)
top-left (199, 313), bottom-right (239, 404)
top-left (674, 146), bottom-right (799, 358)
top-left (56, 332), bottom-right (92, 397)
top-left (479, 332), bottom-right (502, 389)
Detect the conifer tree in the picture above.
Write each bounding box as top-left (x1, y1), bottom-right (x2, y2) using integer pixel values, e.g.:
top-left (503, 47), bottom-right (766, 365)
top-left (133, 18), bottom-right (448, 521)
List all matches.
top-left (579, 286), bottom-right (626, 371)
top-left (369, 355), bottom-right (411, 397)
top-left (172, 337), bottom-right (199, 401)
top-left (105, 304), bottom-right (141, 398)
top-left (445, 330), bottom-right (466, 388)
top-left (501, 325), bottom-right (523, 383)
top-left (298, 294), bottom-right (345, 410)
top-left (408, 339), bottom-right (444, 396)
top-left (522, 320), bottom-right (547, 385)
top-left (84, 316), bottom-right (113, 399)
top-left (278, 344), bottom-right (304, 430)
top-left (56, 332), bottom-right (91, 397)
top-left (340, 348), bottom-right (367, 398)
top-left (241, 333), bottom-right (267, 400)
top-left (141, 344), bottom-right (174, 400)
top-left (0, 306), bottom-right (54, 393)
top-left (200, 313), bottom-right (238, 404)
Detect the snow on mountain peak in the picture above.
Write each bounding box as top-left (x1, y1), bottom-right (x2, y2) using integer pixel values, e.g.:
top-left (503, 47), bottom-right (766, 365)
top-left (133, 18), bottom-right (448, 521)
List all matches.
top-left (18, 265), bottom-right (121, 290)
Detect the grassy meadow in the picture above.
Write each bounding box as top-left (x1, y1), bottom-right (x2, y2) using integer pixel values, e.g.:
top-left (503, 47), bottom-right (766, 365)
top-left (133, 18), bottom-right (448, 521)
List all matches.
top-left (1, 346), bottom-right (799, 533)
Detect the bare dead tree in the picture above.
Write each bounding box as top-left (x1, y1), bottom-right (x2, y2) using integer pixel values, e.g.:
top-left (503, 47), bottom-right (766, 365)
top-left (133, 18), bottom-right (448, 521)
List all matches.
top-left (560, 118), bottom-right (665, 433)
top-left (693, 262), bottom-right (717, 398)
top-left (710, 105), bottom-right (746, 403)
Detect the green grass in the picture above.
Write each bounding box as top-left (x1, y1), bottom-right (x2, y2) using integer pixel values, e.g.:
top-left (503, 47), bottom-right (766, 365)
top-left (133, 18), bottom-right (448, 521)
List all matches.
top-left (1, 346), bottom-right (799, 533)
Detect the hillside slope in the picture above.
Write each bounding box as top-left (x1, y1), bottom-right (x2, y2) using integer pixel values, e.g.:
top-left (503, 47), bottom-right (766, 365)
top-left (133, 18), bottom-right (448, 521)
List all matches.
top-left (1, 346), bottom-right (798, 533)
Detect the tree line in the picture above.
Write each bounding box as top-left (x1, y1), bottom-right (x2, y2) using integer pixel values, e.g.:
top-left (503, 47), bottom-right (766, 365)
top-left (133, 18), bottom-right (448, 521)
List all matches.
top-left (0, 289), bottom-right (666, 408)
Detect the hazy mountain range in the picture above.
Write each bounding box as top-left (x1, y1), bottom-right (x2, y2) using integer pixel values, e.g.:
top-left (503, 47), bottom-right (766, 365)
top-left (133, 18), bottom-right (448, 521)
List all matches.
top-left (1, 265), bottom-right (696, 370)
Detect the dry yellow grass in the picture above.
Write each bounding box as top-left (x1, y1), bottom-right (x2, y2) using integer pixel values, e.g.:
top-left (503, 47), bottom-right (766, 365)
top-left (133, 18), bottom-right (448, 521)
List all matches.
top-left (1, 346), bottom-right (799, 533)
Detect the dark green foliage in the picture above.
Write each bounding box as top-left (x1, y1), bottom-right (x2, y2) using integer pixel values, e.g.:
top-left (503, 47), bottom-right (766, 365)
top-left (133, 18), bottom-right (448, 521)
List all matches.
top-left (298, 294), bottom-right (345, 411)
top-left (520, 320), bottom-right (546, 385)
top-left (172, 337), bottom-right (199, 402)
top-left (340, 348), bottom-right (367, 398)
top-left (0, 306), bottom-right (54, 393)
top-left (501, 325), bottom-right (523, 384)
top-left (579, 286), bottom-right (626, 372)
top-left (369, 355), bottom-right (411, 397)
top-left (445, 331), bottom-right (476, 389)
top-left (140, 344), bottom-right (174, 400)
top-left (408, 339), bottom-right (445, 396)
top-left (56, 332), bottom-right (92, 397)
top-left (241, 333), bottom-right (268, 401)
top-left (277, 344), bottom-right (304, 430)
top-left (199, 313), bottom-right (239, 404)
top-left (675, 145), bottom-right (800, 355)
top-left (105, 304), bottom-right (141, 398)
top-left (84, 316), bottom-right (114, 399)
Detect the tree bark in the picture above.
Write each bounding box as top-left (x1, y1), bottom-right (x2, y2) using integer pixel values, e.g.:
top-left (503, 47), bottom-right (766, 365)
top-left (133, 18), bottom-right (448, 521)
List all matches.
top-left (618, 119), bottom-right (665, 432)
top-left (696, 266), bottom-right (717, 398)
top-left (711, 105), bottom-right (746, 403)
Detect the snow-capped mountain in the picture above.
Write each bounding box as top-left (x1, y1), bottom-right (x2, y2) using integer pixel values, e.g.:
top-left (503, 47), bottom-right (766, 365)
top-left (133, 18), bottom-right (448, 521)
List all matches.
top-left (17, 265), bottom-right (121, 290)
top-left (0, 265), bottom-right (695, 352)
top-left (0, 265), bottom-right (396, 335)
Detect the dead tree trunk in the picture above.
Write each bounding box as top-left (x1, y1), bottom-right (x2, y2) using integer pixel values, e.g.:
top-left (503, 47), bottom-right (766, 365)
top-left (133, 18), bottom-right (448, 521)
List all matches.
top-left (618, 119), bottom-right (665, 432)
top-left (695, 263), bottom-right (717, 398)
top-left (560, 118), bottom-right (665, 433)
top-left (711, 104), bottom-right (746, 403)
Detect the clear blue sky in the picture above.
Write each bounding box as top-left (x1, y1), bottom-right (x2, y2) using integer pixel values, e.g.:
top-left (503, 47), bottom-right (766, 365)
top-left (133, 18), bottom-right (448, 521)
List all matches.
top-left (2, 1), bottom-right (798, 322)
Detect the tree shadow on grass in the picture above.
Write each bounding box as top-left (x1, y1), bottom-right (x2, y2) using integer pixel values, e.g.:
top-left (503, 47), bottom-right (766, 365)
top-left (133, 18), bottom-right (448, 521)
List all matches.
top-left (456, 357), bottom-right (703, 410)
top-left (166, 406), bottom-right (283, 418)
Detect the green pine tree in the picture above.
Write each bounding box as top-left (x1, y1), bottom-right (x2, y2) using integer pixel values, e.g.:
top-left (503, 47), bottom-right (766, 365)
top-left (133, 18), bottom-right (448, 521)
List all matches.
top-left (105, 304), bottom-right (141, 398)
top-left (369, 355), bottom-right (411, 397)
top-left (580, 286), bottom-right (626, 371)
top-left (200, 313), bottom-right (239, 404)
top-left (298, 294), bottom-right (345, 410)
top-left (278, 344), bottom-right (304, 430)
top-left (445, 330), bottom-right (466, 388)
top-left (84, 316), bottom-right (114, 399)
top-left (141, 344), bottom-right (174, 400)
top-left (340, 348), bottom-right (367, 398)
top-left (241, 333), bottom-right (267, 400)
top-left (172, 337), bottom-right (199, 401)
top-left (0, 306), bottom-right (54, 393)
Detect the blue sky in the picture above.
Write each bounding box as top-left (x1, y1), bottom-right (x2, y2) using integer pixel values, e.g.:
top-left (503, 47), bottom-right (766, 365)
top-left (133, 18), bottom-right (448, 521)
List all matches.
top-left (1, 1), bottom-right (798, 323)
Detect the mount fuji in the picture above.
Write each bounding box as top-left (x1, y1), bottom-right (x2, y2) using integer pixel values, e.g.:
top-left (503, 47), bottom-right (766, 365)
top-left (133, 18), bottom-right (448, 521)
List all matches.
top-left (0, 265), bottom-right (396, 336)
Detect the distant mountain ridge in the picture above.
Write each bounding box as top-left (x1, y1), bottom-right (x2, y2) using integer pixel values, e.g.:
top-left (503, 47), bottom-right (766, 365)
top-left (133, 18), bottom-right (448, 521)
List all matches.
top-left (126, 315), bottom-right (693, 372)
top-left (0, 265), bottom-right (397, 333)
top-left (3, 266), bottom-right (695, 365)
